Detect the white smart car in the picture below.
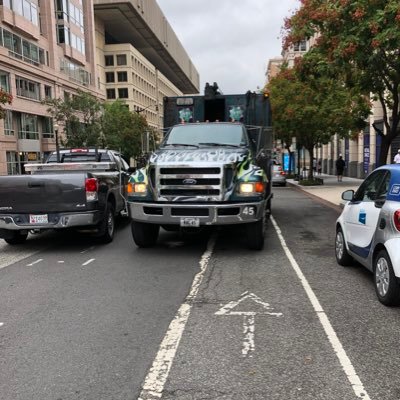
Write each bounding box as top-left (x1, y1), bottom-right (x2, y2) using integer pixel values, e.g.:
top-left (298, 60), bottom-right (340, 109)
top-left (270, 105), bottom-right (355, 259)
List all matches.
top-left (335, 165), bottom-right (400, 306)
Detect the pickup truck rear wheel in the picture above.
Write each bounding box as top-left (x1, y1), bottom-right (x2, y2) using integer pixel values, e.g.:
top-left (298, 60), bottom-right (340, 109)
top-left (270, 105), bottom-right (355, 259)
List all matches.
top-left (97, 202), bottom-right (115, 243)
top-left (4, 231), bottom-right (28, 245)
top-left (131, 221), bottom-right (159, 248)
top-left (246, 215), bottom-right (266, 251)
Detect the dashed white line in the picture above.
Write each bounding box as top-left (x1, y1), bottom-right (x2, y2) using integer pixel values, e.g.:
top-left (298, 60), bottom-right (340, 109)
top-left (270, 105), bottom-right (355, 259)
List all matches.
top-left (138, 234), bottom-right (217, 400)
top-left (271, 215), bottom-right (371, 400)
top-left (82, 258), bottom-right (95, 266)
top-left (26, 258), bottom-right (43, 267)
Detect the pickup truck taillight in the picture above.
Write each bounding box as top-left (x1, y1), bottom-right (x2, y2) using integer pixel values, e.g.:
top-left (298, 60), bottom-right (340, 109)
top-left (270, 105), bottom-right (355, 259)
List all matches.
top-left (85, 178), bottom-right (98, 202)
top-left (394, 210), bottom-right (400, 231)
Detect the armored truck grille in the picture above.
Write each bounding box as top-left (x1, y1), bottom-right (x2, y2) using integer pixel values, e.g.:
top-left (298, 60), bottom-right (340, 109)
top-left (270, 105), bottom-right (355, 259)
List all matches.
top-left (160, 189), bottom-right (220, 196)
top-left (156, 166), bottom-right (224, 201)
top-left (160, 167), bottom-right (220, 175)
top-left (160, 179), bottom-right (220, 185)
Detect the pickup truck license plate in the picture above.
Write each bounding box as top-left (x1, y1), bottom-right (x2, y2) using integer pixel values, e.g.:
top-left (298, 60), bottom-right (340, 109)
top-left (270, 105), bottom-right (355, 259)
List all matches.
top-left (180, 217), bottom-right (200, 227)
top-left (29, 214), bottom-right (48, 224)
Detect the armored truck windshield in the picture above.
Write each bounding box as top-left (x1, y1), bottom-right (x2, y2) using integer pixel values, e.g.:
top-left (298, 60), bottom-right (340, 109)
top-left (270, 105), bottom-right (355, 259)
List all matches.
top-left (162, 123), bottom-right (248, 148)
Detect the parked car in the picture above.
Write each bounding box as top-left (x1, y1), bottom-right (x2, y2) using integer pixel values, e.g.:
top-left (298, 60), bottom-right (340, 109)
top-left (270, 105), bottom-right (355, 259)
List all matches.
top-left (0, 148), bottom-right (133, 245)
top-left (272, 163), bottom-right (286, 186)
top-left (335, 164), bottom-right (400, 305)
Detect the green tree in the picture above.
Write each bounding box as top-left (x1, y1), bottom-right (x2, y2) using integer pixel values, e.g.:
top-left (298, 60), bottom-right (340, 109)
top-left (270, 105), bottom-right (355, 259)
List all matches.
top-left (43, 90), bottom-right (102, 147)
top-left (284, 0), bottom-right (400, 166)
top-left (267, 58), bottom-right (370, 180)
top-left (101, 100), bottom-right (149, 161)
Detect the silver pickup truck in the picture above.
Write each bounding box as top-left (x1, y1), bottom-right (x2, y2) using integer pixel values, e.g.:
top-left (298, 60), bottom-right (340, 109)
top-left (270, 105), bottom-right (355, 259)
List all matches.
top-left (0, 148), bottom-right (133, 245)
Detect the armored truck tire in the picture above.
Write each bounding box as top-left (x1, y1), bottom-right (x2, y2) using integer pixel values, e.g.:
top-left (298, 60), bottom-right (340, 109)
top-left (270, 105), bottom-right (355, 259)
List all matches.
top-left (246, 214), bottom-right (266, 251)
top-left (4, 231), bottom-right (28, 245)
top-left (96, 202), bottom-right (115, 244)
top-left (131, 221), bottom-right (160, 248)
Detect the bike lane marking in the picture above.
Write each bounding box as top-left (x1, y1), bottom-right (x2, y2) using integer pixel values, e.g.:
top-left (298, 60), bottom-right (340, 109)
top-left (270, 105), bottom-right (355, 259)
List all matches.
top-left (138, 234), bottom-right (217, 400)
top-left (215, 291), bottom-right (282, 357)
top-left (271, 215), bottom-right (371, 400)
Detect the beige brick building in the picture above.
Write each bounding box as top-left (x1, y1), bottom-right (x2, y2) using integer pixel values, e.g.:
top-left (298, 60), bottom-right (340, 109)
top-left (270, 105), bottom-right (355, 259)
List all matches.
top-left (0, 0), bottom-right (199, 175)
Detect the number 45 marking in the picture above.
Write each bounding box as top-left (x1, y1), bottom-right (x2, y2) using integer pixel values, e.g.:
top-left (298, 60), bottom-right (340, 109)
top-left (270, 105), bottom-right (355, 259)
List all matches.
top-left (242, 206), bottom-right (255, 216)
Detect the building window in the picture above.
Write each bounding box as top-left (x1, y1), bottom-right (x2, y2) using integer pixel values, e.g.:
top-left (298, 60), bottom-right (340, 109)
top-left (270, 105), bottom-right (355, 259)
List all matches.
top-left (106, 89), bottom-right (116, 99)
top-left (105, 55), bottom-right (114, 66)
top-left (294, 40), bottom-right (307, 52)
top-left (0, 28), bottom-right (44, 66)
top-left (42, 116), bottom-right (54, 138)
top-left (18, 113), bottom-right (39, 140)
top-left (60, 58), bottom-right (91, 86)
top-left (116, 54), bottom-right (127, 66)
top-left (105, 72), bottom-right (115, 83)
top-left (6, 151), bottom-right (19, 175)
top-left (44, 85), bottom-right (52, 99)
top-left (16, 76), bottom-right (40, 100)
top-left (0, 70), bottom-right (10, 92)
top-left (118, 88), bottom-right (128, 99)
top-left (57, 25), bottom-right (70, 45)
top-left (117, 71), bottom-right (128, 82)
top-left (3, 0), bottom-right (38, 25)
top-left (4, 110), bottom-right (13, 135)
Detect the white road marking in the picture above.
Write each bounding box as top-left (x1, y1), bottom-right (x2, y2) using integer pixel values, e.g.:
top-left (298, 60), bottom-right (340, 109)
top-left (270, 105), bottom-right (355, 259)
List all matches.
top-left (80, 246), bottom-right (95, 254)
top-left (27, 258), bottom-right (43, 267)
top-left (82, 258), bottom-right (95, 266)
top-left (242, 315), bottom-right (255, 357)
top-left (0, 322), bottom-right (4, 327)
top-left (138, 234), bottom-right (217, 400)
top-left (271, 216), bottom-right (371, 400)
top-left (215, 291), bottom-right (282, 357)
top-left (57, 261), bottom-right (65, 264)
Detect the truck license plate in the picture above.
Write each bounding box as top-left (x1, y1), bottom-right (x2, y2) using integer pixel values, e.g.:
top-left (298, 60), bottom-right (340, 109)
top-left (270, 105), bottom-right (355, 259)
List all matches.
top-left (180, 217), bottom-right (200, 227)
top-left (29, 214), bottom-right (48, 224)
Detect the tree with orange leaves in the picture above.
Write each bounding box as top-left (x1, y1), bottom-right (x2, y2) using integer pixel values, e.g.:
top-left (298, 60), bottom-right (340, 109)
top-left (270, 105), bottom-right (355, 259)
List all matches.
top-left (284, 0), bottom-right (400, 166)
top-left (0, 88), bottom-right (12, 120)
top-left (267, 54), bottom-right (370, 180)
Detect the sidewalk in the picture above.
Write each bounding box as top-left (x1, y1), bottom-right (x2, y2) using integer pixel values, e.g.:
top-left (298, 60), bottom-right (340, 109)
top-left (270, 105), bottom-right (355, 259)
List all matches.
top-left (286, 173), bottom-right (363, 211)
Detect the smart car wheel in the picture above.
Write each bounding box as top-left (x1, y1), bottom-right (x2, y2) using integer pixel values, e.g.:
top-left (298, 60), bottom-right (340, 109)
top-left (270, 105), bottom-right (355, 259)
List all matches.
top-left (335, 227), bottom-right (352, 266)
top-left (374, 250), bottom-right (400, 306)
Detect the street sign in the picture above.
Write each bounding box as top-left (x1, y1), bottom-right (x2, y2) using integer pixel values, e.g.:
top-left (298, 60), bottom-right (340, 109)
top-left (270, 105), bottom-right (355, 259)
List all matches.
top-left (215, 291), bottom-right (282, 357)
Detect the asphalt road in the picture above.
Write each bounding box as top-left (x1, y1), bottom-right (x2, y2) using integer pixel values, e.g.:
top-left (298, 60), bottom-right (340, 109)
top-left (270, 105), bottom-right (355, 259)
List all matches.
top-left (1, 188), bottom-right (400, 400)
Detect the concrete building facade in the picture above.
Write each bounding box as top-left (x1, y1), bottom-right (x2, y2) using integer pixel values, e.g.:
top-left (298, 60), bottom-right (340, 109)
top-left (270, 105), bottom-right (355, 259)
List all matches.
top-left (0, 0), bottom-right (199, 175)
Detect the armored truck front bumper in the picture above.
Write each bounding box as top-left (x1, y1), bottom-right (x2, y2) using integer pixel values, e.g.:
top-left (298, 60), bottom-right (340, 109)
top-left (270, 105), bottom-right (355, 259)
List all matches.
top-left (128, 200), bottom-right (266, 225)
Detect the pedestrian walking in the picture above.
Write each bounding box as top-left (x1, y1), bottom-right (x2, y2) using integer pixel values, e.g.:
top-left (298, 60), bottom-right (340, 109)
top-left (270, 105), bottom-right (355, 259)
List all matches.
top-left (336, 155), bottom-right (346, 182)
top-left (317, 159), bottom-right (322, 175)
top-left (394, 149), bottom-right (400, 164)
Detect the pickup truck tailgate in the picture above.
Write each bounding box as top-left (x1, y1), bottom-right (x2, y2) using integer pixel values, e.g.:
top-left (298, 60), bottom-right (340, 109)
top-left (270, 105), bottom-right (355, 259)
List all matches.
top-left (0, 173), bottom-right (88, 213)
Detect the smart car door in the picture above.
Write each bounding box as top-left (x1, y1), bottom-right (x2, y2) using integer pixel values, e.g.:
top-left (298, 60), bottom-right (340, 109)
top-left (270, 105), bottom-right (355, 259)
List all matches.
top-left (345, 170), bottom-right (389, 256)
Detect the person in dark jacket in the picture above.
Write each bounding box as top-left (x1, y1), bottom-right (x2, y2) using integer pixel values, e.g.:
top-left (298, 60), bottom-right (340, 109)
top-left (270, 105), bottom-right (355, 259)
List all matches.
top-left (336, 155), bottom-right (346, 182)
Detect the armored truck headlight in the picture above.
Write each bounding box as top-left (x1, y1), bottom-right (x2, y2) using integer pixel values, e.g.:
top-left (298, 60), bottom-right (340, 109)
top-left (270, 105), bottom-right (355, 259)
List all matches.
top-left (127, 182), bottom-right (147, 195)
top-left (239, 182), bottom-right (265, 194)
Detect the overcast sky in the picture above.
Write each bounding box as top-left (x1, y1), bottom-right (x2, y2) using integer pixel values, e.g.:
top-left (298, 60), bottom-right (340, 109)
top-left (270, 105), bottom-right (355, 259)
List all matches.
top-left (157, 0), bottom-right (299, 95)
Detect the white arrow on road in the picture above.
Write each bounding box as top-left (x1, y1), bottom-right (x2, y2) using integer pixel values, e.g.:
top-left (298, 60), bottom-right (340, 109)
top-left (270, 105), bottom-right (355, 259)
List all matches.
top-left (215, 291), bottom-right (282, 357)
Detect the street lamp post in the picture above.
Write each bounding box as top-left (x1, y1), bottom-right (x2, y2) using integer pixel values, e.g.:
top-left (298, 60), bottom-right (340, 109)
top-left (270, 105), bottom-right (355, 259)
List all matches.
top-left (54, 123), bottom-right (60, 163)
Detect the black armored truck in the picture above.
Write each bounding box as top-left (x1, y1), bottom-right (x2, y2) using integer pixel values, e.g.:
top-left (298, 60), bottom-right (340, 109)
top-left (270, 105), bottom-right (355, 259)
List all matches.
top-left (127, 90), bottom-right (273, 250)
